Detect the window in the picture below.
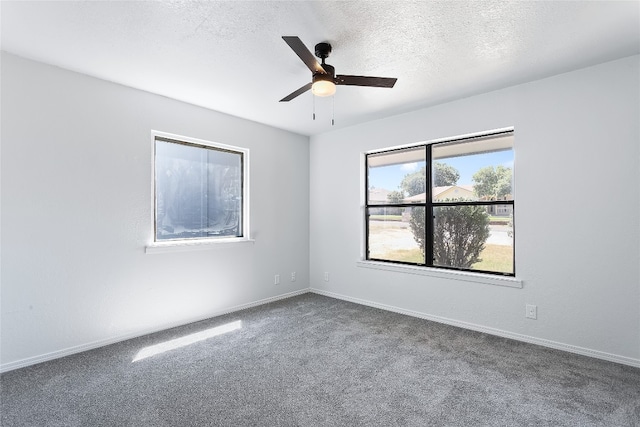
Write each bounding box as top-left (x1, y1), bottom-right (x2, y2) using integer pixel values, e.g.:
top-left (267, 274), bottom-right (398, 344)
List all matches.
top-left (153, 132), bottom-right (247, 243)
top-left (365, 130), bottom-right (514, 276)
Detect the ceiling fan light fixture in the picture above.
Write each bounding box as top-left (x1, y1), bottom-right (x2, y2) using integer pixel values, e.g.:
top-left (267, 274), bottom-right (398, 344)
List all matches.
top-left (311, 79), bottom-right (336, 97)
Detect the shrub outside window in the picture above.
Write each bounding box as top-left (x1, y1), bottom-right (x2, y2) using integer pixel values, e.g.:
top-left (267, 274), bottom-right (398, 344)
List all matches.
top-left (365, 131), bottom-right (514, 276)
top-left (153, 133), bottom-right (245, 242)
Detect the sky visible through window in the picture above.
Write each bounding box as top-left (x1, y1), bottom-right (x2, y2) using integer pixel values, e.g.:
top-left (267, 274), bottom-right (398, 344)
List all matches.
top-left (370, 150), bottom-right (513, 191)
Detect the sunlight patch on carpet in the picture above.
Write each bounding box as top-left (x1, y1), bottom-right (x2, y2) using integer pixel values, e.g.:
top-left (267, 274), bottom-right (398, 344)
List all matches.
top-left (132, 320), bottom-right (242, 362)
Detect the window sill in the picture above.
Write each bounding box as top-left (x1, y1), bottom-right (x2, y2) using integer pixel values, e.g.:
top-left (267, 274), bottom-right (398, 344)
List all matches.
top-left (145, 238), bottom-right (255, 254)
top-left (356, 260), bottom-right (522, 288)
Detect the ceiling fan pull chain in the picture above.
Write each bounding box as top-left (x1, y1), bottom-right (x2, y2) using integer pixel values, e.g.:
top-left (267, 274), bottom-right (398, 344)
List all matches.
top-left (313, 95), bottom-right (316, 120)
top-left (332, 95), bottom-right (335, 126)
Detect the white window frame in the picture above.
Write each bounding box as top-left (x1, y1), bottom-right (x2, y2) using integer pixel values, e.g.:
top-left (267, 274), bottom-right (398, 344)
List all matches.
top-left (358, 127), bottom-right (522, 288)
top-left (146, 130), bottom-right (252, 254)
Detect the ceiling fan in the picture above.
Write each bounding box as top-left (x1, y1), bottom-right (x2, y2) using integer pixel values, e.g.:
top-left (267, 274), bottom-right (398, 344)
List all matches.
top-left (279, 36), bottom-right (398, 102)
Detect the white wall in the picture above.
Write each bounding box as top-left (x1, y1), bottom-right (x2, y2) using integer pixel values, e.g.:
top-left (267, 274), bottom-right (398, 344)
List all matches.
top-left (1, 53), bottom-right (310, 370)
top-left (309, 55), bottom-right (640, 366)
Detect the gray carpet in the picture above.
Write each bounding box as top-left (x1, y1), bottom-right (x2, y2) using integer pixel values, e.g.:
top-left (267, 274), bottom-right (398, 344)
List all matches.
top-left (1, 293), bottom-right (639, 426)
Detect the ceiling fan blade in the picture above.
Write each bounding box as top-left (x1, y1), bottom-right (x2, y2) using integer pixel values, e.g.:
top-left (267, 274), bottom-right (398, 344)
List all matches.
top-left (282, 36), bottom-right (326, 74)
top-left (336, 75), bottom-right (397, 88)
top-left (279, 82), bottom-right (313, 102)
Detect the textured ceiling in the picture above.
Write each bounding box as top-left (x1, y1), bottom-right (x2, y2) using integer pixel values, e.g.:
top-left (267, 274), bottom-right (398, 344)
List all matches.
top-left (2, 1), bottom-right (639, 136)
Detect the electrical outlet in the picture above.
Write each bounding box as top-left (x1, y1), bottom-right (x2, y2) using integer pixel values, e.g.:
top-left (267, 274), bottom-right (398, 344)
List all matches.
top-left (324, 272), bottom-right (330, 282)
top-left (291, 272), bottom-right (296, 282)
top-left (274, 274), bottom-right (280, 285)
top-left (526, 304), bottom-right (537, 320)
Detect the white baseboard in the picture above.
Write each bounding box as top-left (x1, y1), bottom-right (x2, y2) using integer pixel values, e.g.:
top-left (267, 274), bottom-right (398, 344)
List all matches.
top-left (0, 289), bottom-right (308, 373)
top-left (310, 288), bottom-right (640, 369)
top-left (4, 287), bottom-right (638, 373)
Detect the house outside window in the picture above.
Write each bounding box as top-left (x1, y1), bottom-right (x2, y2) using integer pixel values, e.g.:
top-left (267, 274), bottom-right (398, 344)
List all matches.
top-left (365, 130), bottom-right (514, 276)
top-left (153, 132), bottom-right (247, 243)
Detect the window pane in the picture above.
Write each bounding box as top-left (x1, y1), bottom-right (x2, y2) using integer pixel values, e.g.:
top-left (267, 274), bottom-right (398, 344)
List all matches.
top-left (432, 134), bottom-right (513, 203)
top-left (368, 206), bottom-right (424, 264)
top-left (155, 140), bottom-right (242, 241)
top-left (367, 147), bottom-right (426, 204)
top-left (432, 204), bottom-right (513, 274)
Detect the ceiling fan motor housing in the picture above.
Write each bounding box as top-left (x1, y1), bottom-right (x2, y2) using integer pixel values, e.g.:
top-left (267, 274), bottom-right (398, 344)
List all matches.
top-left (314, 63), bottom-right (335, 84)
